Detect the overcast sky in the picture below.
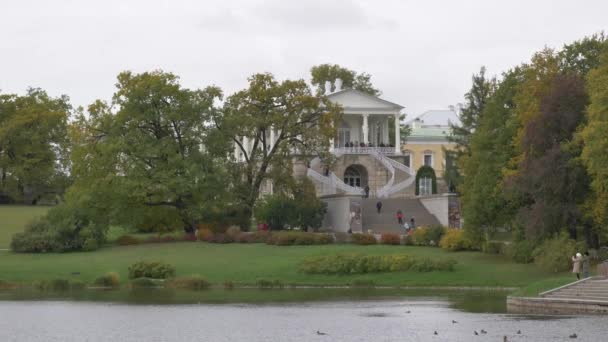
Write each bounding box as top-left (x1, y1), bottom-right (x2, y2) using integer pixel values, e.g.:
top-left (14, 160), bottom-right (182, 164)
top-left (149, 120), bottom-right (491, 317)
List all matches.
top-left (1, 0), bottom-right (607, 118)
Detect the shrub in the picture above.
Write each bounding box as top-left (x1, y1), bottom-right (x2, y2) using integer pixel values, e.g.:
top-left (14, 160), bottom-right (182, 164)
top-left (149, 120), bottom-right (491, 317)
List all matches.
top-left (33, 279), bottom-right (85, 291)
top-left (380, 233), bottom-right (401, 245)
top-left (411, 228), bottom-right (428, 246)
top-left (207, 233), bottom-right (235, 244)
top-left (411, 225), bottom-right (446, 246)
top-left (403, 234), bottom-right (413, 246)
top-left (223, 281), bottom-right (234, 290)
top-left (116, 235), bottom-right (140, 246)
top-left (351, 279), bottom-right (376, 288)
top-left (129, 277), bottom-right (164, 288)
top-left (11, 203), bottom-right (107, 253)
top-left (299, 254), bottom-right (457, 274)
top-left (197, 228), bottom-right (213, 242)
top-left (426, 225), bottom-right (447, 245)
top-left (439, 229), bottom-right (474, 251)
top-left (266, 232), bottom-right (333, 246)
top-left (182, 233), bottom-right (197, 242)
top-left (0, 280), bottom-right (18, 290)
top-left (507, 240), bottom-right (535, 263)
top-left (256, 279), bottom-right (283, 288)
top-left (226, 226), bottom-right (241, 239)
top-left (128, 261), bottom-right (176, 279)
top-left (482, 241), bottom-right (506, 254)
top-left (251, 230), bottom-right (271, 243)
top-left (533, 234), bottom-right (579, 273)
top-left (351, 233), bottom-right (377, 245)
top-left (94, 272), bottom-right (121, 288)
top-left (168, 276), bottom-right (210, 290)
top-left (333, 232), bottom-right (352, 244)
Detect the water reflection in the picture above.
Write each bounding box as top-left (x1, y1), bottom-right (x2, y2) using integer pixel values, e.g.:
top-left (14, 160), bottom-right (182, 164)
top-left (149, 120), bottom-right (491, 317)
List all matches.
top-left (0, 287), bottom-right (508, 312)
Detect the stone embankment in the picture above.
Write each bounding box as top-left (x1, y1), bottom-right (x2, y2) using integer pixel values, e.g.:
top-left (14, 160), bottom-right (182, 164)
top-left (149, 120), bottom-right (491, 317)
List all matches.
top-left (508, 277), bottom-right (608, 315)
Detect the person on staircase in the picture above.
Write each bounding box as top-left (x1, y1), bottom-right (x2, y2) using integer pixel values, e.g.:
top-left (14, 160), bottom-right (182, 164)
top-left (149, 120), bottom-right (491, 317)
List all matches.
top-left (396, 210), bottom-right (403, 225)
top-left (410, 217), bottom-right (416, 229)
top-left (572, 253), bottom-right (582, 280)
top-left (582, 252), bottom-right (590, 279)
top-left (364, 185), bottom-right (370, 198)
top-left (376, 200), bottom-right (382, 214)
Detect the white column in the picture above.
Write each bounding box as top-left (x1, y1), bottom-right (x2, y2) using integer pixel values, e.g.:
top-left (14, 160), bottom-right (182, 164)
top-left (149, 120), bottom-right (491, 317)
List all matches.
top-left (362, 114), bottom-right (369, 144)
top-left (234, 138), bottom-right (240, 161)
top-left (270, 127), bottom-right (275, 150)
top-left (394, 113), bottom-right (401, 154)
top-left (243, 136), bottom-right (250, 156)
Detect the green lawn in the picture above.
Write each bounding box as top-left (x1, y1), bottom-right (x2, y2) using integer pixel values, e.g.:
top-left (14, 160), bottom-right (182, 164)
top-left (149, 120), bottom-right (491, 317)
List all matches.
top-left (0, 205), bottom-right (50, 249)
top-left (0, 243), bottom-right (565, 287)
top-left (0, 205), bottom-right (570, 290)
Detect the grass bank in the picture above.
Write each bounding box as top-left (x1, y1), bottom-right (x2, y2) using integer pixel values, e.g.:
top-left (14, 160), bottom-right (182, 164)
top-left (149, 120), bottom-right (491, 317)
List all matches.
top-left (0, 243), bottom-right (565, 287)
top-left (0, 205), bottom-right (570, 290)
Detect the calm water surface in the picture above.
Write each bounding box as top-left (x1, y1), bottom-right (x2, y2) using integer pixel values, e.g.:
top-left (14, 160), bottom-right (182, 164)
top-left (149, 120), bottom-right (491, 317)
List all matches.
top-left (0, 289), bottom-right (606, 341)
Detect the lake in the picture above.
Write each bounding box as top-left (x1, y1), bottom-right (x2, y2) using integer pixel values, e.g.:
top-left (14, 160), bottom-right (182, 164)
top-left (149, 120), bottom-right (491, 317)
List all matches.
top-left (0, 288), bottom-right (606, 341)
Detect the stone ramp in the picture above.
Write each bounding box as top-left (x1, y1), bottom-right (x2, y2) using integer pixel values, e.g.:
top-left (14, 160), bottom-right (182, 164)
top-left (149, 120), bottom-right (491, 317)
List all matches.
top-left (541, 278), bottom-right (608, 301)
top-left (361, 197), bottom-right (440, 233)
top-left (508, 277), bottom-right (608, 315)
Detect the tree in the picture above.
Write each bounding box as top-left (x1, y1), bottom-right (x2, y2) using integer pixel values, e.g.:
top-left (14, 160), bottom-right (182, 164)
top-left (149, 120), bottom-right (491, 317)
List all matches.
top-left (310, 64), bottom-right (381, 96)
top-left (460, 69), bottom-right (522, 244)
top-left (581, 50), bottom-right (608, 243)
top-left (70, 70), bottom-right (230, 233)
top-left (0, 88), bottom-right (71, 204)
top-left (510, 73), bottom-right (590, 241)
top-left (214, 73), bottom-right (342, 229)
top-left (447, 67), bottom-right (496, 190)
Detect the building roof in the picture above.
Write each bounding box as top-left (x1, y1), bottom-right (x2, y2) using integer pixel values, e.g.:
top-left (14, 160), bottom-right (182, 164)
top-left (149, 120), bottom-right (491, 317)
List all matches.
top-left (405, 109), bottom-right (460, 143)
top-left (405, 109), bottom-right (461, 127)
top-left (327, 88), bottom-right (404, 111)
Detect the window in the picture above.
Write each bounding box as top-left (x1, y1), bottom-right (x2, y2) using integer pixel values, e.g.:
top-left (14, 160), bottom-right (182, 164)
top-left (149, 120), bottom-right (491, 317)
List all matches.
top-left (419, 177), bottom-right (432, 196)
top-left (403, 152), bottom-right (411, 168)
top-left (344, 166), bottom-right (361, 187)
top-left (424, 152), bottom-right (433, 167)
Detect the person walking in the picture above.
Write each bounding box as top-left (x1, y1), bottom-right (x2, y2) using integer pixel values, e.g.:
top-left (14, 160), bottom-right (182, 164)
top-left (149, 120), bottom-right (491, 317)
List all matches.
top-left (410, 217), bottom-right (416, 229)
top-left (582, 252), bottom-right (591, 279)
top-left (396, 210), bottom-right (403, 225)
top-left (376, 200), bottom-right (382, 214)
top-left (572, 253), bottom-right (582, 280)
top-left (364, 185), bottom-right (370, 198)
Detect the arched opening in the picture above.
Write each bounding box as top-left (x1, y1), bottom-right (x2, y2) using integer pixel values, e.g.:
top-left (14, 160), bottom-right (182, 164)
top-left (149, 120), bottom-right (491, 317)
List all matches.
top-left (343, 165), bottom-right (368, 188)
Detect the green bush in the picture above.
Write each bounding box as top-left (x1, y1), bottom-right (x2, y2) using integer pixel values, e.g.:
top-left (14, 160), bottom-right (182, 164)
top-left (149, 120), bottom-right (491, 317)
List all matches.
top-left (411, 225), bottom-right (446, 246)
top-left (168, 276), bottom-right (210, 290)
top-left (256, 279), bottom-right (283, 288)
top-left (10, 203), bottom-right (107, 253)
top-left (33, 279), bottom-right (85, 292)
top-left (439, 229), bottom-right (474, 251)
top-left (483, 241), bottom-right (506, 254)
top-left (116, 235), bottom-right (140, 246)
top-left (128, 261), bottom-right (176, 279)
top-left (94, 272), bottom-right (121, 288)
top-left (129, 277), bottom-right (164, 288)
top-left (333, 232), bottom-right (352, 244)
top-left (380, 233), bottom-right (401, 245)
top-left (506, 240), bottom-right (535, 263)
top-left (299, 254), bottom-right (457, 274)
top-left (533, 234), bottom-right (580, 273)
top-left (255, 179), bottom-right (327, 231)
top-left (426, 225), bottom-right (446, 245)
top-left (266, 232), bottom-right (333, 246)
top-left (351, 233), bottom-right (377, 245)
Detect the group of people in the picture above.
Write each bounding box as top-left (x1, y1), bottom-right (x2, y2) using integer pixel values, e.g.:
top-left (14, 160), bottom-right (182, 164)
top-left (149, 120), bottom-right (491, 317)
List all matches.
top-left (375, 201), bottom-right (416, 233)
top-left (342, 141), bottom-right (394, 148)
top-left (571, 252), bottom-right (591, 280)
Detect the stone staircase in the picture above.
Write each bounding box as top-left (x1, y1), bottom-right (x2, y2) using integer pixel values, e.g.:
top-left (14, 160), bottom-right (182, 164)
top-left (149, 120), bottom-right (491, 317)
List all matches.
top-left (541, 278), bottom-right (608, 302)
top-left (361, 197), bottom-right (440, 233)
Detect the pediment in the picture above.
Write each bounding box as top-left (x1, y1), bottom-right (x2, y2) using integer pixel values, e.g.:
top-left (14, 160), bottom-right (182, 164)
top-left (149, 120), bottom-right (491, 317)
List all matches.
top-left (327, 89), bottom-right (404, 112)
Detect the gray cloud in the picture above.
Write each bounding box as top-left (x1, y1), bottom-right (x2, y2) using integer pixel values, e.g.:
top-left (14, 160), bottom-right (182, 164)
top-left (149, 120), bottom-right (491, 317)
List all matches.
top-left (1, 0), bottom-right (607, 117)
